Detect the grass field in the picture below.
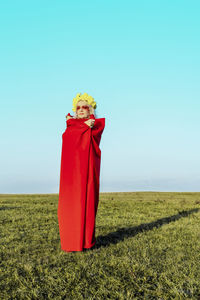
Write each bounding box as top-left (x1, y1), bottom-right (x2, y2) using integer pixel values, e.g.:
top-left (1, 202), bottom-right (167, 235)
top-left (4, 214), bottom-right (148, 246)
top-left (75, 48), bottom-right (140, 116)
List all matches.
top-left (0, 192), bottom-right (200, 299)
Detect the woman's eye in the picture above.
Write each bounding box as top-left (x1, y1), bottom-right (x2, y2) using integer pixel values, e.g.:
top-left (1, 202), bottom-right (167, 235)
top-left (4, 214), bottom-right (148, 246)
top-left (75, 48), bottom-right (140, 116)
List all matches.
top-left (76, 105), bottom-right (89, 111)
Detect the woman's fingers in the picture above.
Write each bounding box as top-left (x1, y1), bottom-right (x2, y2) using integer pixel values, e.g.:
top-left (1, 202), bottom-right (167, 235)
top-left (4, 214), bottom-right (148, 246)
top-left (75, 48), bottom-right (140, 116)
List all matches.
top-left (84, 119), bottom-right (95, 128)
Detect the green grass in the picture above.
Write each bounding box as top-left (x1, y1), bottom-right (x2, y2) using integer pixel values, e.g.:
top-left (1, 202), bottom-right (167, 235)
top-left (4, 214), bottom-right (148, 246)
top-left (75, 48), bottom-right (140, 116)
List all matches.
top-left (0, 192), bottom-right (200, 299)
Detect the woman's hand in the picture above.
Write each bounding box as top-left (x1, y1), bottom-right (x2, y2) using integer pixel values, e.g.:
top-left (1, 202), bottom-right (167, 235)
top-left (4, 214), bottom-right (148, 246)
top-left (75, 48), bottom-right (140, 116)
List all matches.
top-left (84, 119), bottom-right (95, 128)
top-left (66, 113), bottom-right (73, 121)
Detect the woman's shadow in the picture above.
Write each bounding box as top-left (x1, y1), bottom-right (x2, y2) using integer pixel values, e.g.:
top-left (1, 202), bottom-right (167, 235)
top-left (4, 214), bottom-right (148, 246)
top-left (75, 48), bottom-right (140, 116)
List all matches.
top-left (95, 208), bottom-right (199, 249)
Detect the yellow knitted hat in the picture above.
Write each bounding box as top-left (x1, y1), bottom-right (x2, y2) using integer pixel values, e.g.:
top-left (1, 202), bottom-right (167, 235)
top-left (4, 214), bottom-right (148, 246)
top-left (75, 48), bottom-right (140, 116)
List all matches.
top-left (72, 92), bottom-right (97, 112)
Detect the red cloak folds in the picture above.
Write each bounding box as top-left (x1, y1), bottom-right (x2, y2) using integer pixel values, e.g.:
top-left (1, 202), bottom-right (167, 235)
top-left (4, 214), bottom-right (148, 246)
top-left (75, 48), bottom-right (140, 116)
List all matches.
top-left (58, 116), bottom-right (105, 252)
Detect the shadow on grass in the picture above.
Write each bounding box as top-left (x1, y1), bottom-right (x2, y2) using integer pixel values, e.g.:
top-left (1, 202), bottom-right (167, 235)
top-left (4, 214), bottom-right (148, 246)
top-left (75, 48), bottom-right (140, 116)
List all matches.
top-left (0, 206), bottom-right (21, 211)
top-left (95, 208), bottom-right (200, 249)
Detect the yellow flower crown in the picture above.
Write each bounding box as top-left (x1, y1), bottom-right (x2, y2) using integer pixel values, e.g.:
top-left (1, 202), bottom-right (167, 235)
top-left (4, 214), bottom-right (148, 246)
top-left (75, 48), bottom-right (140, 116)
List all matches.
top-left (72, 92), bottom-right (97, 112)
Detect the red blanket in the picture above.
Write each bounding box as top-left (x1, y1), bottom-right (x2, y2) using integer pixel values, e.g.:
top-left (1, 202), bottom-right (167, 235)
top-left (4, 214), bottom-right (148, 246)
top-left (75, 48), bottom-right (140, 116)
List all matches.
top-left (58, 117), bottom-right (105, 251)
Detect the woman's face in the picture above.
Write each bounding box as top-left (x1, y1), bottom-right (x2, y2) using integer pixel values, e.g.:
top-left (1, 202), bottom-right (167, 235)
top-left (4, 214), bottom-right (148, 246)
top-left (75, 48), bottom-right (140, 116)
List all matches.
top-left (76, 100), bottom-right (90, 119)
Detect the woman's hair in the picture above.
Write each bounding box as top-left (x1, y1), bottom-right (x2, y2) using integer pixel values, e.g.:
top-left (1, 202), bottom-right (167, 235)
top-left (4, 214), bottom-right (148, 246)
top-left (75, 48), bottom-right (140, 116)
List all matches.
top-left (72, 92), bottom-right (97, 118)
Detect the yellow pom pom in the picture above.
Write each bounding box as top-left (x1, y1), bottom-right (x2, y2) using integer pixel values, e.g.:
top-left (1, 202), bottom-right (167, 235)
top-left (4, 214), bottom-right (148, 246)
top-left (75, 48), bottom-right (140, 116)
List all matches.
top-left (72, 92), bottom-right (97, 112)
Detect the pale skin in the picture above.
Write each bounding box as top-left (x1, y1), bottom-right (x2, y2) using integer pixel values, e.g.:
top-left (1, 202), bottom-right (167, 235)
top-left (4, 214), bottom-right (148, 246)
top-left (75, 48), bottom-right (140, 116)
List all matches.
top-left (66, 100), bottom-right (95, 128)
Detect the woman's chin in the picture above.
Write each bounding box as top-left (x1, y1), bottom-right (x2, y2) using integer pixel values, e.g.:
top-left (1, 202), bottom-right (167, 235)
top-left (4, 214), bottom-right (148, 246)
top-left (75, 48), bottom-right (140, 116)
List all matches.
top-left (78, 115), bottom-right (89, 119)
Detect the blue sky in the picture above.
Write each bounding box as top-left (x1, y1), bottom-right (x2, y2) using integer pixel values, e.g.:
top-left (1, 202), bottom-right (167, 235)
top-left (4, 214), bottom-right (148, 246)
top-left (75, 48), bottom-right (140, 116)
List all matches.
top-left (0, 0), bottom-right (200, 193)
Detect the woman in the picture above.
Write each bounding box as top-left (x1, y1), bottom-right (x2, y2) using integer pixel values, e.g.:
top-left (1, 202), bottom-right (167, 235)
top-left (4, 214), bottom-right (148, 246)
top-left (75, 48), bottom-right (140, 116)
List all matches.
top-left (58, 92), bottom-right (105, 252)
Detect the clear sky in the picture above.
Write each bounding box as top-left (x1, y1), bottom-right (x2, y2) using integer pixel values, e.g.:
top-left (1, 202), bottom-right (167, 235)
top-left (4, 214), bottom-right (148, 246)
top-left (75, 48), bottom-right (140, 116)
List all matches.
top-left (0, 0), bottom-right (200, 193)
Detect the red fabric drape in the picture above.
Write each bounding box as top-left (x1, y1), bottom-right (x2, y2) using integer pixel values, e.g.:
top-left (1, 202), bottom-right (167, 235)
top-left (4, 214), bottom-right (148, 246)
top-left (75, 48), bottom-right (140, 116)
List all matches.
top-left (58, 116), bottom-right (105, 252)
